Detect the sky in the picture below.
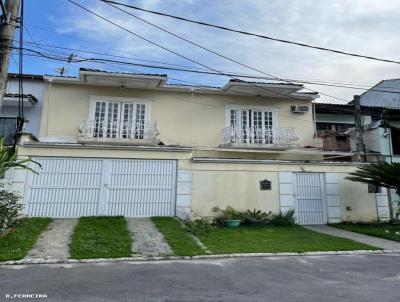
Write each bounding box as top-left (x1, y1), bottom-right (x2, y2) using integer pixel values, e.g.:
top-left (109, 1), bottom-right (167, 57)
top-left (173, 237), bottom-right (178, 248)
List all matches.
top-left (10, 0), bottom-right (400, 103)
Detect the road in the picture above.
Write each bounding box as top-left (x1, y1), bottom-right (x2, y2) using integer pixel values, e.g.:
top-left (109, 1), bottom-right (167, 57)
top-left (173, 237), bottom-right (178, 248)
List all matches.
top-left (1, 254), bottom-right (400, 302)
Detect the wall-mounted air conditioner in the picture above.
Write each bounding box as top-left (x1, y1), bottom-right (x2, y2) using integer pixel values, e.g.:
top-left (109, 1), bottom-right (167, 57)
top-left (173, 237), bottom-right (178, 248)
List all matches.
top-left (290, 105), bottom-right (309, 113)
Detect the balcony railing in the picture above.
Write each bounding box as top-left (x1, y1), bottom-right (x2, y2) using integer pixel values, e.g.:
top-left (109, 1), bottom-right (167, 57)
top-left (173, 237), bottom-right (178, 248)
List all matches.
top-left (221, 126), bottom-right (299, 146)
top-left (78, 119), bottom-right (159, 141)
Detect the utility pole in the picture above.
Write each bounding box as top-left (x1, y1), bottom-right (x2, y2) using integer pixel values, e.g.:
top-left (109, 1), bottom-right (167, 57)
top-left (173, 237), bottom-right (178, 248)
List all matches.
top-left (0, 0), bottom-right (22, 108)
top-left (353, 95), bottom-right (364, 162)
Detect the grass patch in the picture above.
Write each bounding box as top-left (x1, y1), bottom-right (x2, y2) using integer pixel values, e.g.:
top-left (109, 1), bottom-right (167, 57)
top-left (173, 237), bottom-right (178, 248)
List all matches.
top-left (0, 218), bottom-right (52, 261)
top-left (333, 223), bottom-right (400, 242)
top-left (151, 217), bottom-right (205, 256)
top-left (70, 216), bottom-right (132, 259)
top-left (195, 225), bottom-right (379, 254)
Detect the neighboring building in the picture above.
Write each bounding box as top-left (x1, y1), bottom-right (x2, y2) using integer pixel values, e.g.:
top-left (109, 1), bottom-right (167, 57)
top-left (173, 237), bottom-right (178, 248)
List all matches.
top-left (359, 78), bottom-right (400, 216)
top-left (315, 103), bottom-right (372, 152)
top-left (8, 69), bottom-right (390, 224)
top-left (315, 78), bottom-right (400, 217)
top-left (1, 74), bottom-right (44, 144)
top-left (359, 78), bottom-right (400, 163)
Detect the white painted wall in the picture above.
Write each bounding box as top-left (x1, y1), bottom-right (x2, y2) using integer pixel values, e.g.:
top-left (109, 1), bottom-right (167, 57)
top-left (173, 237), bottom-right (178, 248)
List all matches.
top-left (3, 77), bottom-right (44, 138)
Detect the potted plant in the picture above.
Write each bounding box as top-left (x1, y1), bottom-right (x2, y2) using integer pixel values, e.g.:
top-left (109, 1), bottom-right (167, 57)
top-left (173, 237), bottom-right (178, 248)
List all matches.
top-left (213, 206), bottom-right (241, 228)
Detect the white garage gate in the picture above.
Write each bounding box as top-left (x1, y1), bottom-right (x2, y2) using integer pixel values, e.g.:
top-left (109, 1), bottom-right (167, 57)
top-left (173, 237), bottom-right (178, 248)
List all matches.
top-left (24, 157), bottom-right (177, 217)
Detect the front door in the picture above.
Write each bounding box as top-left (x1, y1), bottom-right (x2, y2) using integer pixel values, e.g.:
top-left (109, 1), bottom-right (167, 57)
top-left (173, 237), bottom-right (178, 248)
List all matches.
top-left (294, 173), bottom-right (326, 224)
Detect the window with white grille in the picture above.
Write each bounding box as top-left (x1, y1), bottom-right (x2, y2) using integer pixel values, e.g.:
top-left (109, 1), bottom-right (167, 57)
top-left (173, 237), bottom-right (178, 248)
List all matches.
top-left (90, 99), bottom-right (148, 139)
top-left (227, 107), bottom-right (275, 144)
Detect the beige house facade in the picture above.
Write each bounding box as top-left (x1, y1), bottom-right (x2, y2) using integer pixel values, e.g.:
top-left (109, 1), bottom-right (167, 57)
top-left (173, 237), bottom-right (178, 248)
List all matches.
top-left (10, 69), bottom-right (390, 224)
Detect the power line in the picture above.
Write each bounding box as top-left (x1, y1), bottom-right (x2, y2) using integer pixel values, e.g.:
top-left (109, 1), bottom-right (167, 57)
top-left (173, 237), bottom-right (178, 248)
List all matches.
top-left (101, 0), bottom-right (400, 66)
top-left (23, 24), bottom-right (209, 72)
top-left (67, 0), bottom-right (350, 103)
top-left (101, 0), bottom-right (349, 103)
top-left (17, 51), bottom-right (362, 120)
top-left (66, 0), bottom-right (333, 104)
top-left (22, 26), bottom-right (399, 89)
top-left (19, 46), bottom-right (400, 95)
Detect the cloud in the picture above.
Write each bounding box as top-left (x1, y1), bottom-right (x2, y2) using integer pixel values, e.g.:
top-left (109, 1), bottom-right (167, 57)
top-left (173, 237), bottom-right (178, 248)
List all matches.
top-left (55, 0), bottom-right (400, 103)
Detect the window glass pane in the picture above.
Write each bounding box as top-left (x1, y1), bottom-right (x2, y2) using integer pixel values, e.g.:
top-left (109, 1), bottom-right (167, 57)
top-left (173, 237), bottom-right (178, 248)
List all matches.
top-left (0, 118), bottom-right (17, 145)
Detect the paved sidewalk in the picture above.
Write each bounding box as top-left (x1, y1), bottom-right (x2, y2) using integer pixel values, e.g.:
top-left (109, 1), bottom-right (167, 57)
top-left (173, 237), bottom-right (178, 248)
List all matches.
top-left (26, 219), bottom-right (78, 260)
top-left (305, 225), bottom-right (400, 250)
top-left (127, 218), bottom-right (172, 257)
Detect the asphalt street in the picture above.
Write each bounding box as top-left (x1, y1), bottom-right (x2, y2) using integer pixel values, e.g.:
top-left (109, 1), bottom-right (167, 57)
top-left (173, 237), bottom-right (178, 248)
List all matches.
top-left (1, 254), bottom-right (400, 302)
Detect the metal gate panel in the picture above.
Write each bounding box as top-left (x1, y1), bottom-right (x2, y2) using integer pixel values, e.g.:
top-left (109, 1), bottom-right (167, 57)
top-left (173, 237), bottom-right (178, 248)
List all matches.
top-left (24, 157), bottom-right (177, 218)
top-left (24, 157), bottom-right (103, 217)
top-left (294, 173), bottom-right (326, 225)
top-left (107, 159), bottom-right (176, 217)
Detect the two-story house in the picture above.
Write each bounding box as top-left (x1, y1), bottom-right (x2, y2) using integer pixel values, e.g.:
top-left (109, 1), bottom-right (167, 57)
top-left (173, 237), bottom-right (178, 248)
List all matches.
top-left (9, 69), bottom-right (390, 224)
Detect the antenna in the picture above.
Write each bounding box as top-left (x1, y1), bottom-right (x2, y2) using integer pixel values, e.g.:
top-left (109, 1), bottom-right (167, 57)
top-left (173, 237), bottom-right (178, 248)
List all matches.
top-left (54, 67), bottom-right (69, 76)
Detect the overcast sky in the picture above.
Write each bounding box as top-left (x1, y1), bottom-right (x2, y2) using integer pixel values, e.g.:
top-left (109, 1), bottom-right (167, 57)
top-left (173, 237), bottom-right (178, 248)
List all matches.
top-left (15, 0), bottom-right (400, 103)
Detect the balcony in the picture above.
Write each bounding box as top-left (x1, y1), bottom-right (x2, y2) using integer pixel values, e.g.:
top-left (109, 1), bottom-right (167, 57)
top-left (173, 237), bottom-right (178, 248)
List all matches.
top-left (77, 119), bottom-right (160, 145)
top-left (220, 126), bottom-right (299, 149)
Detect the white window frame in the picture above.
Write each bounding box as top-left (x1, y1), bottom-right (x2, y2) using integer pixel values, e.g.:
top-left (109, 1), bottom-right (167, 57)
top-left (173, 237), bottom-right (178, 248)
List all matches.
top-left (225, 105), bottom-right (278, 128)
top-left (89, 96), bottom-right (150, 121)
top-left (88, 96), bottom-right (151, 139)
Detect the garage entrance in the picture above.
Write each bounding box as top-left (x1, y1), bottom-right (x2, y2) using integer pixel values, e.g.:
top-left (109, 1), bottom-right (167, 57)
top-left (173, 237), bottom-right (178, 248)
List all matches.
top-left (24, 157), bottom-right (177, 217)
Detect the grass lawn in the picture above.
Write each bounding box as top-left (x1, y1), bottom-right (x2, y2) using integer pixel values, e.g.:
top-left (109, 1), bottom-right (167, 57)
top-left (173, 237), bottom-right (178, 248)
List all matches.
top-left (333, 223), bottom-right (400, 242)
top-left (195, 225), bottom-right (379, 254)
top-left (0, 218), bottom-right (52, 261)
top-left (151, 217), bottom-right (205, 256)
top-left (70, 216), bottom-right (132, 259)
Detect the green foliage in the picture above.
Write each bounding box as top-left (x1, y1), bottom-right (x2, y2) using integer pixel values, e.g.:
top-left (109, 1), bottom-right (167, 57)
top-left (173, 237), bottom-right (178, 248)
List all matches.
top-left (268, 209), bottom-right (296, 226)
top-left (241, 209), bottom-right (272, 225)
top-left (0, 138), bottom-right (41, 234)
top-left (0, 187), bottom-right (23, 234)
top-left (196, 224), bottom-right (378, 254)
top-left (0, 138), bottom-right (40, 178)
top-left (70, 217), bottom-right (132, 259)
top-left (0, 218), bottom-right (52, 261)
top-left (185, 218), bottom-right (214, 234)
top-left (346, 162), bottom-right (400, 194)
top-left (152, 217), bottom-right (205, 256)
top-left (212, 206), bottom-right (242, 226)
top-left (334, 223), bottom-right (400, 242)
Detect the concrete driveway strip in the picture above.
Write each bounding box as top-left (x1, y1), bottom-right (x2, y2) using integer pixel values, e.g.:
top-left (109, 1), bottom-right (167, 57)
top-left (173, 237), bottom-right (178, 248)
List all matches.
top-left (127, 218), bottom-right (172, 257)
top-left (25, 219), bottom-right (78, 260)
top-left (305, 225), bottom-right (400, 250)
top-left (1, 254), bottom-right (400, 302)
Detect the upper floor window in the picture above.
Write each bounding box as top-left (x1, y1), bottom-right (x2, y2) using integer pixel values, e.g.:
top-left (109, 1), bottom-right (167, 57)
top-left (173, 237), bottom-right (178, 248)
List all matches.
top-left (226, 106), bottom-right (275, 144)
top-left (89, 99), bottom-right (148, 139)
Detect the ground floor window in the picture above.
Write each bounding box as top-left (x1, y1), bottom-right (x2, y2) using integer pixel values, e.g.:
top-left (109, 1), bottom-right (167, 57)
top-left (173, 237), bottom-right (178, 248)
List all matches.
top-left (0, 117), bottom-right (17, 145)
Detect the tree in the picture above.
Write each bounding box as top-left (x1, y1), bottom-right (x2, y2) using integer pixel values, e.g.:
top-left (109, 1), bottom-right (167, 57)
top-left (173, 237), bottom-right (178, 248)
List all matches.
top-left (346, 162), bottom-right (400, 194)
top-left (0, 138), bottom-right (39, 178)
top-left (346, 162), bottom-right (400, 222)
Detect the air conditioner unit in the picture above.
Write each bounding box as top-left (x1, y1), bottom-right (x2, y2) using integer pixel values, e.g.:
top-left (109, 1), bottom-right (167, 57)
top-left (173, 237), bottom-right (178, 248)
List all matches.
top-left (290, 105), bottom-right (309, 113)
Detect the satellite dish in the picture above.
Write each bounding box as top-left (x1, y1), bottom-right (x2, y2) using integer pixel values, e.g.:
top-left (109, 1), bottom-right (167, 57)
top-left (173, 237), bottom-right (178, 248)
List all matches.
top-left (55, 67), bottom-right (69, 76)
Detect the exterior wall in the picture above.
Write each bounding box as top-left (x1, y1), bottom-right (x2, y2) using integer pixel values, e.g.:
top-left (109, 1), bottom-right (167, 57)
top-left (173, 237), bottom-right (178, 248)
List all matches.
top-left (190, 161), bottom-right (379, 222)
top-left (13, 145), bottom-right (382, 223)
top-left (40, 83), bottom-right (314, 148)
top-left (3, 77), bottom-right (44, 138)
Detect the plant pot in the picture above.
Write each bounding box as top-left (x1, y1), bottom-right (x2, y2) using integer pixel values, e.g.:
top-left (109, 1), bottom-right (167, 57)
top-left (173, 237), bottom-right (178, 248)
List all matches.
top-left (224, 219), bottom-right (241, 228)
top-left (245, 220), bottom-right (265, 226)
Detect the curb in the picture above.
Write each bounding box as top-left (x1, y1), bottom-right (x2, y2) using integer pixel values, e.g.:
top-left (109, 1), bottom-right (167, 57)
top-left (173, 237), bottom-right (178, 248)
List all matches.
top-left (2, 249), bottom-right (400, 266)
